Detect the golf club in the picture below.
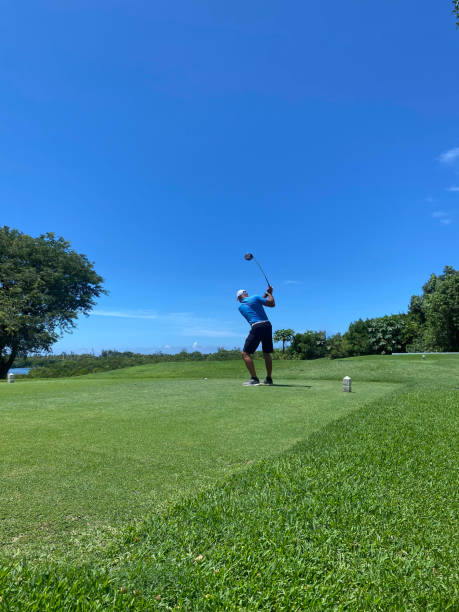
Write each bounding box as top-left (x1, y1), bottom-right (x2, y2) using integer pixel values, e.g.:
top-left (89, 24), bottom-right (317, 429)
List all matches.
top-left (244, 253), bottom-right (271, 286)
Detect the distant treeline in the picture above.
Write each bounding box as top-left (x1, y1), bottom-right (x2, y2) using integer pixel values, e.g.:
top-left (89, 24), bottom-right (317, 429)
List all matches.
top-left (13, 348), bottom-right (256, 378)
top-left (288, 265), bottom-right (459, 360)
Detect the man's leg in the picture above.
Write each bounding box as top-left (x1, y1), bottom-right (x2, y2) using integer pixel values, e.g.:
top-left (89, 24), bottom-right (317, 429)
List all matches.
top-left (261, 323), bottom-right (274, 383)
top-left (263, 353), bottom-right (272, 378)
top-left (241, 328), bottom-right (260, 382)
top-left (241, 351), bottom-right (258, 379)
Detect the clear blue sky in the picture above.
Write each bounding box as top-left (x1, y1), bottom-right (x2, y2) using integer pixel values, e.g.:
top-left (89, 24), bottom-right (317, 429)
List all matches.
top-left (2, 1), bottom-right (458, 353)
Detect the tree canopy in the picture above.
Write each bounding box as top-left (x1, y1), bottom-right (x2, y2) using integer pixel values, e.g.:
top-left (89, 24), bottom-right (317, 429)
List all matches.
top-left (454, 0), bottom-right (459, 27)
top-left (273, 328), bottom-right (295, 352)
top-left (408, 266), bottom-right (459, 351)
top-left (289, 330), bottom-right (327, 360)
top-left (0, 227), bottom-right (105, 378)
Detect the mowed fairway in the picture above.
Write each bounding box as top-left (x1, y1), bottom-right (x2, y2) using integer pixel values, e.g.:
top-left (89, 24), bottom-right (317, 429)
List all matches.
top-left (1, 358), bottom-right (399, 553)
top-left (0, 355), bottom-right (458, 609)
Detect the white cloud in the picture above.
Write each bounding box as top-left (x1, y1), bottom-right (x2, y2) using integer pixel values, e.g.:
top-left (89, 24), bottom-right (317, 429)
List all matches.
top-left (432, 211), bottom-right (452, 225)
top-left (446, 186), bottom-right (459, 192)
top-left (192, 341), bottom-right (199, 349)
top-left (92, 309), bottom-right (241, 339)
top-left (284, 279), bottom-right (303, 285)
top-left (182, 328), bottom-right (242, 338)
top-left (439, 147), bottom-right (459, 164)
top-left (93, 310), bottom-right (158, 319)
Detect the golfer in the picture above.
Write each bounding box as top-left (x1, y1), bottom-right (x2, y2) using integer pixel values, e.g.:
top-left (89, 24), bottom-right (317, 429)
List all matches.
top-left (237, 286), bottom-right (275, 385)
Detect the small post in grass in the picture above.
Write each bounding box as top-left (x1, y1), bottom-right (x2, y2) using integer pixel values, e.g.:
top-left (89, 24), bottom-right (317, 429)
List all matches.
top-left (342, 376), bottom-right (352, 392)
top-left (7, 372), bottom-right (15, 383)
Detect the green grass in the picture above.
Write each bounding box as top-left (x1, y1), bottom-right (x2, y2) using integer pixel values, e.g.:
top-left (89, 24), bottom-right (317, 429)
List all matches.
top-left (0, 355), bottom-right (458, 610)
top-left (0, 359), bottom-right (397, 553)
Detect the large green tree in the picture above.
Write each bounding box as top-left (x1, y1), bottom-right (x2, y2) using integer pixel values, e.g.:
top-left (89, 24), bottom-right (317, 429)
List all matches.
top-left (0, 227), bottom-right (106, 378)
top-left (408, 266), bottom-right (459, 351)
top-left (454, 0), bottom-right (459, 27)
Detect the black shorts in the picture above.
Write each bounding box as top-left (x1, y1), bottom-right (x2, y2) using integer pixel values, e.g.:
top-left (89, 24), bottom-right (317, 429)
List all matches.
top-left (243, 321), bottom-right (273, 355)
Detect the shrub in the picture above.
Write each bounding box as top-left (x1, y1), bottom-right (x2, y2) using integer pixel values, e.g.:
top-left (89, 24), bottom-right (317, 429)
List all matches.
top-left (289, 330), bottom-right (327, 360)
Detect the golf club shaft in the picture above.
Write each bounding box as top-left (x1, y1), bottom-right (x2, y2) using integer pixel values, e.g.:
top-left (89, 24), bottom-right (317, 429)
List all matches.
top-left (253, 257), bottom-right (270, 286)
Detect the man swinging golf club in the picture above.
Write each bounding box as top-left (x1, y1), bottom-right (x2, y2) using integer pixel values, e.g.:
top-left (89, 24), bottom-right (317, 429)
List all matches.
top-left (237, 286), bottom-right (275, 386)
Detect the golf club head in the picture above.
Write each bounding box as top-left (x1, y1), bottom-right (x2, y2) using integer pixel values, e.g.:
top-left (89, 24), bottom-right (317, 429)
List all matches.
top-left (244, 252), bottom-right (270, 286)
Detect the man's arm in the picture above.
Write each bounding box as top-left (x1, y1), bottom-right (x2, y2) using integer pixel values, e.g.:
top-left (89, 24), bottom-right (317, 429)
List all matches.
top-left (263, 286), bottom-right (275, 307)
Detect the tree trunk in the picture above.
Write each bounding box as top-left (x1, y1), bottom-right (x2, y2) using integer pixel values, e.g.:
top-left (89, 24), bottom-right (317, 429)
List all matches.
top-left (282, 340), bottom-right (285, 353)
top-left (0, 347), bottom-right (17, 379)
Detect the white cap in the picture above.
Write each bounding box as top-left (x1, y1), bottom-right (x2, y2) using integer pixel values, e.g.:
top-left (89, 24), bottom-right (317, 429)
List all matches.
top-left (236, 289), bottom-right (247, 299)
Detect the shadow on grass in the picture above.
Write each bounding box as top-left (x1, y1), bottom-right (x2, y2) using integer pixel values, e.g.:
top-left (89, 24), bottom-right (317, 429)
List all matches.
top-left (271, 384), bottom-right (312, 388)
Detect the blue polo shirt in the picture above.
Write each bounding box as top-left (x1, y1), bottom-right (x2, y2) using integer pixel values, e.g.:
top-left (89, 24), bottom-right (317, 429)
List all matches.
top-left (238, 295), bottom-right (269, 326)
